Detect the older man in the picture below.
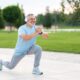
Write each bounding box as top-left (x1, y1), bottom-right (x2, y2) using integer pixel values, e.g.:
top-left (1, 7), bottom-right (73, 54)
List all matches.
top-left (0, 14), bottom-right (48, 75)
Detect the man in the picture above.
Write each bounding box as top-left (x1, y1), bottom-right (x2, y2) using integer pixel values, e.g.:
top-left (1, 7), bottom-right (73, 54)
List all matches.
top-left (0, 14), bottom-right (48, 75)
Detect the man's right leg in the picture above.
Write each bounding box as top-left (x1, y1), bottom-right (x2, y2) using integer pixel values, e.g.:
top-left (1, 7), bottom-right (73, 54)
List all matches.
top-left (1, 54), bottom-right (25, 70)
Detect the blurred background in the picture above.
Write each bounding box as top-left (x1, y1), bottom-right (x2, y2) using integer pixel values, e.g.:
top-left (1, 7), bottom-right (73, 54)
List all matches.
top-left (0, 0), bottom-right (80, 53)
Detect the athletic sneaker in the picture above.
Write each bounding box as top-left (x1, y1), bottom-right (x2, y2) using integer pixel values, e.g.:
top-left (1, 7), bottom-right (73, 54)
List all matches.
top-left (32, 67), bottom-right (43, 75)
top-left (0, 60), bottom-right (2, 71)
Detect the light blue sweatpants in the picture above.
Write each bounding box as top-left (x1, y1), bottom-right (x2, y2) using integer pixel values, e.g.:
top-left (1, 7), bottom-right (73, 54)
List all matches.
top-left (2, 45), bottom-right (42, 69)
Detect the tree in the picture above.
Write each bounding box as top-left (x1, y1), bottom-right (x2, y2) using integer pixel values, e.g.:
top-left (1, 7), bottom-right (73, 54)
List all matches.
top-left (0, 9), bottom-right (4, 29)
top-left (51, 11), bottom-right (66, 25)
top-left (61, 0), bottom-right (65, 13)
top-left (66, 0), bottom-right (80, 26)
top-left (67, 0), bottom-right (80, 11)
top-left (42, 6), bottom-right (52, 28)
top-left (43, 13), bottom-right (52, 28)
top-left (68, 8), bottom-right (80, 26)
top-left (3, 5), bottom-right (24, 30)
top-left (60, 0), bottom-right (66, 24)
top-left (36, 14), bottom-right (44, 25)
top-left (15, 12), bottom-right (25, 28)
top-left (15, 5), bottom-right (25, 28)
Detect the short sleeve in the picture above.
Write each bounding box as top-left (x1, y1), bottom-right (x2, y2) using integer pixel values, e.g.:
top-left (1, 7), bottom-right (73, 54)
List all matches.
top-left (18, 27), bottom-right (26, 36)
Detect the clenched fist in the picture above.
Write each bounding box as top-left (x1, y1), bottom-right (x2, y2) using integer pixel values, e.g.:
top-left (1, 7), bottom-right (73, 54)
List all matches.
top-left (42, 33), bottom-right (48, 39)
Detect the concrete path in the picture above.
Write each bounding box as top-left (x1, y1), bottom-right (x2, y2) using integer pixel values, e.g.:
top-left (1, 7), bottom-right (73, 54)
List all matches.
top-left (0, 48), bottom-right (80, 80)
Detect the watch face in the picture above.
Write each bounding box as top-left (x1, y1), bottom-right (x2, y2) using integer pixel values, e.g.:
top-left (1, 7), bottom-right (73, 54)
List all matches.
top-left (39, 32), bottom-right (43, 35)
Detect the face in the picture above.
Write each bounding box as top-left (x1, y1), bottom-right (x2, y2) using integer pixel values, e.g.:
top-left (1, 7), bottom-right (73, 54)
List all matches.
top-left (27, 15), bottom-right (36, 27)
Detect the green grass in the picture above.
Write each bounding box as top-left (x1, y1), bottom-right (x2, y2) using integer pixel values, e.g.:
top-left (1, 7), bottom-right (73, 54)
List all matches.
top-left (0, 31), bottom-right (80, 53)
top-left (0, 31), bottom-right (17, 48)
top-left (57, 24), bottom-right (80, 29)
top-left (37, 32), bottom-right (80, 53)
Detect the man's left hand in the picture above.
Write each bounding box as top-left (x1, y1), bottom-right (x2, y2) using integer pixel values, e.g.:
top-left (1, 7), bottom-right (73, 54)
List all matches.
top-left (42, 33), bottom-right (48, 39)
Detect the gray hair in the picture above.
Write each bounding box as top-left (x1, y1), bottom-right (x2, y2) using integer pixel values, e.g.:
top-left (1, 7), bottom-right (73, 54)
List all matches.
top-left (25, 14), bottom-right (34, 22)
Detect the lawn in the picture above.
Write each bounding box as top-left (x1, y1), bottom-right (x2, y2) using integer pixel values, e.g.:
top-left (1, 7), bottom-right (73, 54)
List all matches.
top-left (0, 31), bottom-right (80, 53)
top-left (57, 24), bottom-right (80, 29)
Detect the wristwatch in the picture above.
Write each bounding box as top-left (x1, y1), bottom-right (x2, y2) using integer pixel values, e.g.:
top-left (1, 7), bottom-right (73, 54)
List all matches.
top-left (39, 32), bottom-right (43, 35)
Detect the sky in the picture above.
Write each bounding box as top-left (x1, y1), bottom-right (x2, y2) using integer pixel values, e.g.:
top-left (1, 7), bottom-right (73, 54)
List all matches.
top-left (0, 0), bottom-right (71, 16)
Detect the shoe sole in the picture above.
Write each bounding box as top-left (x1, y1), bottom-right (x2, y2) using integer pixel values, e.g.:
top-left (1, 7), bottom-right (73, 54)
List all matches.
top-left (32, 72), bottom-right (43, 75)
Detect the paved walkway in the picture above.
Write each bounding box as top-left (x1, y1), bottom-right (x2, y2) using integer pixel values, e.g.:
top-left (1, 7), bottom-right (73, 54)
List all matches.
top-left (0, 48), bottom-right (80, 80)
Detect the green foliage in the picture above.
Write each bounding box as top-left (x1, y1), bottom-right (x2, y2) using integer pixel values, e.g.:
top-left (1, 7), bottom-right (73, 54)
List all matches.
top-left (34, 0), bottom-right (80, 27)
top-left (51, 11), bottom-right (66, 25)
top-left (72, 8), bottom-right (80, 26)
top-left (61, 0), bottom-right (65, 13)
top-left (67, 8), bottom-right (80, 26)
top-left (0, 9), bottom-right (4, 29)
top-left (36, 14), bottom-right (44, 25)
top-left (36, 9), bottom-right (80, 27)
top-left (15, 12), bottom-right (25, 28)
top-left (43, 13), bottom-right (52, 28)
top-left (67, 0), bottom-right (80, 10)
top-left (3, 5), bottom-right (24, 28)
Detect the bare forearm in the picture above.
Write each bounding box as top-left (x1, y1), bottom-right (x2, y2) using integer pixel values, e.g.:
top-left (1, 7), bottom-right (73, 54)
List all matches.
top-left (20, 32), bottom-right (38, 40)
